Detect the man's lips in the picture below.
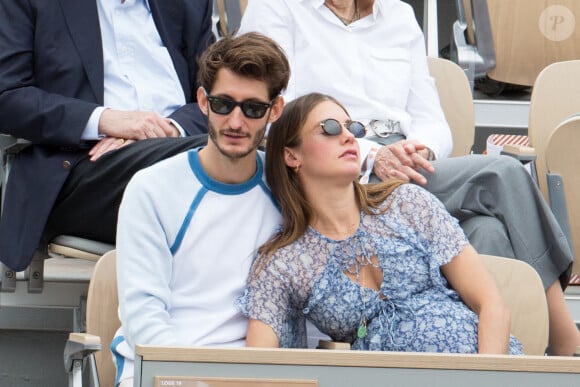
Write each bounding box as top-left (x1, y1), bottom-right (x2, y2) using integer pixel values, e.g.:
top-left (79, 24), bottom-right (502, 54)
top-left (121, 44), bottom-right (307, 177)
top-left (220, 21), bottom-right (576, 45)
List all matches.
top-left (223, 131), bottom-right (248, 139)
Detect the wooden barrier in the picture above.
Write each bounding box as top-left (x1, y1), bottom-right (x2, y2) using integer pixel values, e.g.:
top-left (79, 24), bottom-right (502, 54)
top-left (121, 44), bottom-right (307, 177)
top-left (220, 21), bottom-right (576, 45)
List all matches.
top-left (135, 346), bottom-right (580, 387)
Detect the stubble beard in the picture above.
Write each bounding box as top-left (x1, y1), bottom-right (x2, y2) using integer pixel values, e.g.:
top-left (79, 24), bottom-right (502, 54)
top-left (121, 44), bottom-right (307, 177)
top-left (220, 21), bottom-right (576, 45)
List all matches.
top-left (208, 120), bottom-right (266, 160)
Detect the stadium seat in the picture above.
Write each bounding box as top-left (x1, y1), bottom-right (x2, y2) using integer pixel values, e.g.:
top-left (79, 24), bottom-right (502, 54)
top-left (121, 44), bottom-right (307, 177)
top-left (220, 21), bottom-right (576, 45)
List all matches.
top-left (427, 56), bottom-right (475, 156)
top-left (545, 115), bottom-right (580, 275)
top-left (450, 0), bottom-right (580, 92)
top-left (65, 249), bottom-right (118, 387)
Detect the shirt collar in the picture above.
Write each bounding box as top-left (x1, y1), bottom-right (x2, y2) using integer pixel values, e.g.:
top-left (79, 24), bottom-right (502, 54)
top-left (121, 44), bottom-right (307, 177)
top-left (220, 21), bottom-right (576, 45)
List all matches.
top-left (300, 0), bottom-right (382, 20)
top-left (113, 0), bottom-right (151, 12)
top-left (298, 0), bottom-right (324, 7)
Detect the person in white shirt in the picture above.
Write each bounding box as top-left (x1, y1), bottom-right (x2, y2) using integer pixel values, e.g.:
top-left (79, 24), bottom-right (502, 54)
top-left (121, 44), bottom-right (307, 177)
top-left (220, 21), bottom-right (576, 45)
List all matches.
top-left (239, 0), bottom-right (580, 355)
top-left (112, 32), bottom-right (291, 386)
top-left (0, 0), bottom-right (213, 271)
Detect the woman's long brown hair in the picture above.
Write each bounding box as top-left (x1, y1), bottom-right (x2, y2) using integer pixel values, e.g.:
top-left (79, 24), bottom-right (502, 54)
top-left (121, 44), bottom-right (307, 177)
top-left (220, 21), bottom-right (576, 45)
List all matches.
top-left (254, 93), bottom-right (404, 275)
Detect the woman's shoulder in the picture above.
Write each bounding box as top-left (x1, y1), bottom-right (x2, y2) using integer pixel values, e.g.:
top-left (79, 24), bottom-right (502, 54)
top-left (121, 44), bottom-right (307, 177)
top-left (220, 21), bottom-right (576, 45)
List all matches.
top-left (384, 183), bottom-right (436, 206)
top-left (264, 233), bottom-right (313, 265)
top-left (370, 184), bottom-right (446, 223)
top-left (264, 230), bottom-right (330, 275)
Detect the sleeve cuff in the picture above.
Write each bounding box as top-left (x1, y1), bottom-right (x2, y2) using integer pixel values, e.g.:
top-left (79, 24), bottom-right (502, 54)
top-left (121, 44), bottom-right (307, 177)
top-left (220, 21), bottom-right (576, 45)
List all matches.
top-left (169, 118), bottom-right (186, 137)
top-left (81, 106), bottom-right (107, 140)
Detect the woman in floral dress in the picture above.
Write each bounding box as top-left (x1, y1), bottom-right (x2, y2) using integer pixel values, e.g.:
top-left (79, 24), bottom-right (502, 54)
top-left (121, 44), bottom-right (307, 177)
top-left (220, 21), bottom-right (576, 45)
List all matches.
top-left (238, 92), bottom-right (522, 354)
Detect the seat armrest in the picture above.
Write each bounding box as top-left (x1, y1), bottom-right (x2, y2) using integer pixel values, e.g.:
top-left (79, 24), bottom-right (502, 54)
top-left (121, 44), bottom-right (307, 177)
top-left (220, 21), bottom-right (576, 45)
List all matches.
top-left (49, 235), bottom-right (115, 262)
top-left (0, 134), bottom-right (31, 157)
top-left (64, 332), bottom-right (102, 372)
top-left (501, 144), bottom-right (537, 164)
top-left (547, 173), bottom-right (575, 257)
top-left (5, 138), bottom-right (31, 155)
top-left (65, 333), bottom-right (102, 387)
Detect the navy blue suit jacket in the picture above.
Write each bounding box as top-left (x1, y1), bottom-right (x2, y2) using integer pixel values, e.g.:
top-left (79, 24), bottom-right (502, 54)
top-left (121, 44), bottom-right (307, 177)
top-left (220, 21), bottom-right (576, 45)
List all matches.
top-left (0, 0), bottom-right (215, 270)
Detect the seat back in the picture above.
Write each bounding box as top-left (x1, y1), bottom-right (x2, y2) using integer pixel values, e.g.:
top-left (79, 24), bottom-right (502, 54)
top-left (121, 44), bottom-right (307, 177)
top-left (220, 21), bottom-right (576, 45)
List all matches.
top-left (427, 57), bottom-right (475, 157)
top-left (546, 115), bottom-right (580, 273)
top-left (528, 59), bottom-right (580, 200)
top-left (486, 0), bottom-right (580, 86)
top-left (452, 1), bottom-right (580, 87)
top-left (86, 250), bottom-right (119, 387)
top-left (480, 254), bottom-right (549, 355)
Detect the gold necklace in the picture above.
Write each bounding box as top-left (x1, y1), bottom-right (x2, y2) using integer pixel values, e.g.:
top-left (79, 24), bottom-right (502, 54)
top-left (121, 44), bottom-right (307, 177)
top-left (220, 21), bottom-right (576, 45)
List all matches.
top-left (326, 0), bottom-right (360, 26)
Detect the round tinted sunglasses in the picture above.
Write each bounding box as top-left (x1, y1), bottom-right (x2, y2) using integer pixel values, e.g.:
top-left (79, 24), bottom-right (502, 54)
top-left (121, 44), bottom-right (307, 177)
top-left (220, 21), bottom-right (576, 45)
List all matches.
top-left (205, 92), bottom-right (275, 119)
top-left (320, 119), bottom-right (367, 138)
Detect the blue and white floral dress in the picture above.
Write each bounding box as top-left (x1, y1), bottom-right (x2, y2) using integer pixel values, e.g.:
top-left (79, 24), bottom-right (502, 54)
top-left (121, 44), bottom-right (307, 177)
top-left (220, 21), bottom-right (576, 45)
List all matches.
top-left (238, 184), bottom-right (523, 354)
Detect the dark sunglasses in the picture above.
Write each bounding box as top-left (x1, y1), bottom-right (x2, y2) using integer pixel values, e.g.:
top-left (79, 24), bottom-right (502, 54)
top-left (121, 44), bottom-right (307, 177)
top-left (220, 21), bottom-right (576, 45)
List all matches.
top-left (205, 91), bottom-right (275, 119)
top-left (320, 118), bottom-right (367, 138)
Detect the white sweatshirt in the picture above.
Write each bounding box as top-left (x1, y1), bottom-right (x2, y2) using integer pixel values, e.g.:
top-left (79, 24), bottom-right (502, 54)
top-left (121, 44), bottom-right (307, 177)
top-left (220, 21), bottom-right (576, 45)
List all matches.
top-left (111, 148), bottom-right (281, 384)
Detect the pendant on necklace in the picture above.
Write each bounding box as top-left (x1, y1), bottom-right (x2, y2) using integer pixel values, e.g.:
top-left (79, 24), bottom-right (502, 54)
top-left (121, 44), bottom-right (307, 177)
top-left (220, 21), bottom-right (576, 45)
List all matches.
top-left (357, 316), bottom-right (367, 339)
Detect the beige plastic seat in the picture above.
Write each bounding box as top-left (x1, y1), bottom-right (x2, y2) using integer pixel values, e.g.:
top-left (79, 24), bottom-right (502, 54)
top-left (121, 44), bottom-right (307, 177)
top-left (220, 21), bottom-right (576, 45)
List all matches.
top-left (452, 0), bottom-right (580, 88)
top-left (545, 115), bottom-right (580, 274)
top-left (528, 60), bottom-right (580, 200)
top-left (64, 249), bottom-right (119, 387)
top-left (501, 60), bottom-right (580, 279)
top-left (480, 254), bottom-right (549, 355)
top-left (427, 56), bottom-right (475, 157)
top-left (486, 0), bottom-right (580, 87)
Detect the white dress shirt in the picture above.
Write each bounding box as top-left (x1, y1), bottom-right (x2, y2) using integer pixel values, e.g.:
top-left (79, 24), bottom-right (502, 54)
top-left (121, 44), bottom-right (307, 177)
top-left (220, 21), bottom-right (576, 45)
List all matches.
top-left (82, 0), bottom-right (186, 139)
top-left (239, 0), bottom-right (452, 159)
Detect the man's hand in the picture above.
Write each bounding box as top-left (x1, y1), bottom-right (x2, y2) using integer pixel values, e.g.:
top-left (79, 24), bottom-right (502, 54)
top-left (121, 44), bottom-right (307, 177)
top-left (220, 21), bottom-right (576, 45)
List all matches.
top-left (98, 109), bottom-right (179, 141)
top-left (373, 140), bottom-right (435, 185)
top-left (89, 109), bottom-right (180, 161)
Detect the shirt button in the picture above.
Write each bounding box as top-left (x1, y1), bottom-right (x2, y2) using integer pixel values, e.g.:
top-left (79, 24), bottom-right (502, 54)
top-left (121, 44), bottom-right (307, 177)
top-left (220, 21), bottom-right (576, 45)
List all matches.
top-left (62, 160), bottom-right (72, 170)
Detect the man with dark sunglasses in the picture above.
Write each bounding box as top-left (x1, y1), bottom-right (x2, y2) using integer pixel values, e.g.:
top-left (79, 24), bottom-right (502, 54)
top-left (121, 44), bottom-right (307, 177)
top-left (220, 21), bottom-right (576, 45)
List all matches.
top-left (204, 90), bottom-right (277, 119)
top-left (111, 32), bottom-right (293, 386)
